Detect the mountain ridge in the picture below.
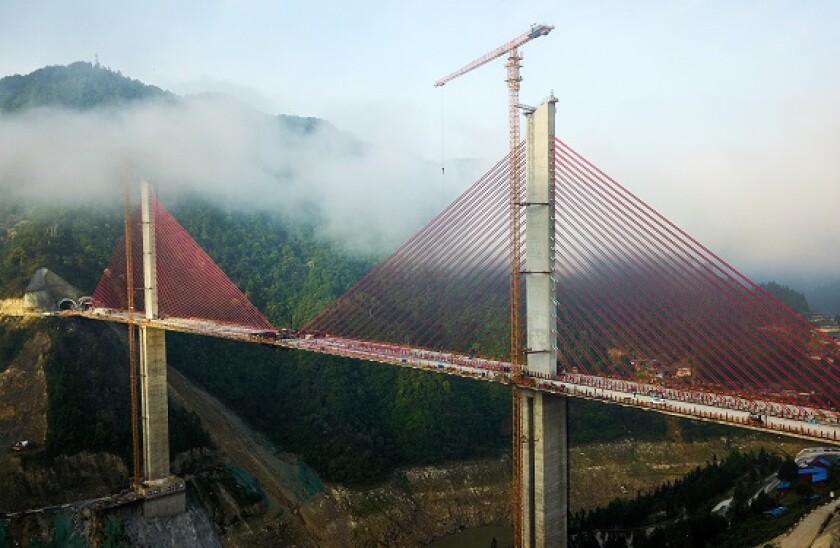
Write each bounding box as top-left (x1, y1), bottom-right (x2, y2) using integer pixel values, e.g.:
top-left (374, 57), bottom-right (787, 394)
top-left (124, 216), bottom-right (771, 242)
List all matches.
top-left (0, 61), bottom-right (344, 137)
top-left (0, 61), bottom-right (167, 112)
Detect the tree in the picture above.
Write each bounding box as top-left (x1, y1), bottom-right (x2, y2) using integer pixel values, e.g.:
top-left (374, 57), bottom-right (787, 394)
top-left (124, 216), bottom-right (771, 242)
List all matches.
top-left (778, 458), bottom-right (799, 483)
top-left (759, 282), bottom-right (810, 315)
top-left (794, 481), bottom-right (814, 498)
top-left (751, 492), bottom-right (773, 514)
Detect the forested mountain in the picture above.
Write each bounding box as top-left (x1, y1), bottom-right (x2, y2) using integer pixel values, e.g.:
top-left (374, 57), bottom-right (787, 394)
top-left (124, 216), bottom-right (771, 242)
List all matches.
top-left (0, 200), bottom-right (371, 328)
top-left (0, 61), bottom-right (350, 150)
top-left (759, 281), bottom-right (810, 316)
top-left (0, 63), bottom-right (710, 485)
top-left (0, 63), bottom-right (515, 483)
top-left (0, 61), bottom-right (167, 112)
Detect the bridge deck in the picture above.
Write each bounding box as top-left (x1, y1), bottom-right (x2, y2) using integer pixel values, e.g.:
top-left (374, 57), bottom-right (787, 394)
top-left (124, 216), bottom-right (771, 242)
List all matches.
top-left (63, 309), bottom-right (840, 446)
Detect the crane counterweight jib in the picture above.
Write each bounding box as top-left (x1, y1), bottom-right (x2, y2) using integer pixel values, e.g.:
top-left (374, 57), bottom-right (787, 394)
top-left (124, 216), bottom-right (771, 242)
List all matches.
top-left (434, 23), bottom-right (553, 87)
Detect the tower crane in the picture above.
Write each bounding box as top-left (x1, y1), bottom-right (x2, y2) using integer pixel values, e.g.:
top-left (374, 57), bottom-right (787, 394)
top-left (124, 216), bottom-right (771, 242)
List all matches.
top-left (435, 24), bottom-right (553, 547)
top-left (435, 23), bottom-right (553, 375)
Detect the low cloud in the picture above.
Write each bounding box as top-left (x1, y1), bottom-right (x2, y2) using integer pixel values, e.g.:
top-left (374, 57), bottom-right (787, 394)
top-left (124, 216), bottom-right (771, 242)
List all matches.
top-left (2, 91), bottom-right (836, 284)
top-left (0, 95), bottom-right (476, 253)
top-left (577, 88), bottom-right (840, 284)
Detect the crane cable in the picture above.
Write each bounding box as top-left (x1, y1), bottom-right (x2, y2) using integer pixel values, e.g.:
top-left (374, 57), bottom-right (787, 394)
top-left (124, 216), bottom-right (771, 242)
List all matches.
top-left (439, 86), bottom-right (447, 199)
top-left (439, 86), bottom-right (445, 177)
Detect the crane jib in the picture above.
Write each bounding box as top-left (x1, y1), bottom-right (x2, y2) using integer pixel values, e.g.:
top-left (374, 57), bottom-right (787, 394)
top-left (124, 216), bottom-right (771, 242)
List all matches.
top-left (433, 23), bottom-right (554, 87)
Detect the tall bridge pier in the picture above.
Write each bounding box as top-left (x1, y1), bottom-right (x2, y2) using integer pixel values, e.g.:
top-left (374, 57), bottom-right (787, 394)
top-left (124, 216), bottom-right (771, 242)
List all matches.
top-left (137, 180), bottom-right (185, 517)
top-left (518, 97), bottom-right (569, 547)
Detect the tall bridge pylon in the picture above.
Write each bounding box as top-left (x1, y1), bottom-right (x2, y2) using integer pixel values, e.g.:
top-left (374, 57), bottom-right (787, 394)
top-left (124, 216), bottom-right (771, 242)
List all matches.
top-left (303, 98), bottom-right (840, 546)
top-left (517, 97), bottom-right (567, 547)
top-left (136, 180), bottom-right (185, 516)
top-left (92, 181), bottom-right (276, 515)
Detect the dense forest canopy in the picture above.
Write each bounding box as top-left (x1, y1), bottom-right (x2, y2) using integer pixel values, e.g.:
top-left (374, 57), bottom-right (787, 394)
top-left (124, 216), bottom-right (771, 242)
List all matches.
top-left (573, 449), bottom-right (840, 547)
top-left (759, 281), bottom-right (810, 316)
top-left (0, 199), bottom-right (372, 329)
top-left (0, 62), bottom-right (167, 112)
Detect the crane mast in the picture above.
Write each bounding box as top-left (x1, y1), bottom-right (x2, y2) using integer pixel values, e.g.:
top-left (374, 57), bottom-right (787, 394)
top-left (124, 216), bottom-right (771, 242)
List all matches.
top-left (435, 24), bottom-right (553, 547)
top-left (123, 174), bottom-right (140, 489)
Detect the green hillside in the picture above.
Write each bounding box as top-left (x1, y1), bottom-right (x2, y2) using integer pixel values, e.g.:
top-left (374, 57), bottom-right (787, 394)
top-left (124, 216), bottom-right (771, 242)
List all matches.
top-left (0, 61), bottom-right (167, 112)
top-left (759, 281), bottom-right (810, 315)
top-left (0, 63), bottom-right (704, 485)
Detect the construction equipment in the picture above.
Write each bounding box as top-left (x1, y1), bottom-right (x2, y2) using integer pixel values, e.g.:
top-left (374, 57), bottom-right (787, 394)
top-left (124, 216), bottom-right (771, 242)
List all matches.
top-left (435, 22), bottom-right (553, 377)
top-left (124, 175), bottom-right (140, 490)
top-left (435, 23), bottom-right (553, 547)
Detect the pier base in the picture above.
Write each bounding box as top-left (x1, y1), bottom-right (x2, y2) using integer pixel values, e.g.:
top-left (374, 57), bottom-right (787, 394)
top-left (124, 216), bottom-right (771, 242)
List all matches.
top-left (138, 326), bottom-right (184, 516)
top-left (519, 390), bottom-right (569, 548)
top-left (142, 489), bottom-right (186, 518)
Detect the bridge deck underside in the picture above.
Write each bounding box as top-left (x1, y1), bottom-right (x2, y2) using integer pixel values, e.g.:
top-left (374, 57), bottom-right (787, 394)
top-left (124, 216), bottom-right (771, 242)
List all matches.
top-left (64, 310), bottom-right (840, 445)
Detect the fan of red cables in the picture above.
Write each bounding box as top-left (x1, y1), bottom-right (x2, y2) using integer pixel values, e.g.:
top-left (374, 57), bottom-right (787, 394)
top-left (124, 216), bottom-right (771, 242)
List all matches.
top-left (306, 138), bottom-right (840, 411)
top-left (93, 196), bottom-right (274, 331)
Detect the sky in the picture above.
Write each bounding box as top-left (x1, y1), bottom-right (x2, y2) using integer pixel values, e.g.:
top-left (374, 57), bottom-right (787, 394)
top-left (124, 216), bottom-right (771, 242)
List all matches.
top-left (1, 0), bottom-right (838, 284)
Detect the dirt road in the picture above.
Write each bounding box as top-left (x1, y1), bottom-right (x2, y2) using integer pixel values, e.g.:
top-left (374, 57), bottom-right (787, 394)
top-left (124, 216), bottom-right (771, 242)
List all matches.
top-left (778, 497), bottom-right (840, 548)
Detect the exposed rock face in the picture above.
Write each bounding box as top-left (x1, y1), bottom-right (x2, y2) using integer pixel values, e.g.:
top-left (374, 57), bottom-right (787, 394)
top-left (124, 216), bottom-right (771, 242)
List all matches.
top-left (0, 298), bottom-right (25, 315)
top-left (121, 503), bottom-right (221, 547)
top-left (0, 330), bottom-right (49, 453)
top-left (184, 457), bottom-right (511, 548)
top-left (0, 318), bottom-right (131, 514)
top-left (327, 458), bottom-right (511, 547)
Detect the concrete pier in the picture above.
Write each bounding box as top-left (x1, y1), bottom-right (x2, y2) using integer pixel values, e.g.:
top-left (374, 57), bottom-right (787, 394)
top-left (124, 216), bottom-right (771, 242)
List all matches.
top-left (519, 97), bottom-right (568, 547)
top-left (139, 326), bottom-right (170, 482)
top-left (524, 97), bottom-right (557, 379)
top-left (520, 390), bottom-right (568, 547)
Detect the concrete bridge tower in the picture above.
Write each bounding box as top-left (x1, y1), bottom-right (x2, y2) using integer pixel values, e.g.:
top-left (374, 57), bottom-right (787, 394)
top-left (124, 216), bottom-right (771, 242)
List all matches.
top-left (138, 180), bottom-right (185, 516)
top-left (518, 96), bottom-right (569, 547)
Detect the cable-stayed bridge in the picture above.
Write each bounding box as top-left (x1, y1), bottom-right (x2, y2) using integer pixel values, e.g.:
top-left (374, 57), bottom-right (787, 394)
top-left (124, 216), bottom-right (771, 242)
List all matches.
top-left (73, 141), bottom-right (840, 440)
top-left (60, 100), bottom-right (839, 545)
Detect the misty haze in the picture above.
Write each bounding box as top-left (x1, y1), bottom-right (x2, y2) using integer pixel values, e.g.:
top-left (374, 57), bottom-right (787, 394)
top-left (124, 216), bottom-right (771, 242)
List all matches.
top-left (1, 3), bottom-right (840, 547)
top-left (0, 78), bottom-right (477, 254)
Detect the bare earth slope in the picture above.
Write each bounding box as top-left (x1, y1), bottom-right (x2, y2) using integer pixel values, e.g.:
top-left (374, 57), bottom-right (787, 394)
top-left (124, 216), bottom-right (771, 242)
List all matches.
top-left (0, 329), bottom-right (48, 452)
top-left (168, 366), bottom-right (511, 547)
top-left (168, 366), bottom-right (326, 547)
